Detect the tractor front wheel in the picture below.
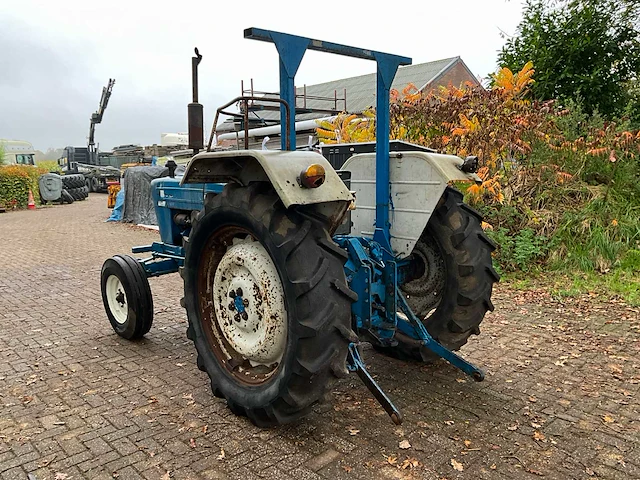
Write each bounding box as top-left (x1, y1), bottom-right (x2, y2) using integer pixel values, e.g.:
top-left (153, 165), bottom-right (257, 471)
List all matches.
top-left (182, 183), bottom-right (354, 427)
top-left (101, 255), bottom-right (154, 339)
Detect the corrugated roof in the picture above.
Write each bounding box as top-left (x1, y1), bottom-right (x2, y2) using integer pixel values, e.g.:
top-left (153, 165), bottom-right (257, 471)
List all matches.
top-left (260, 57), bottom-right (459, 122)
top-left (216, 57), bottom-right (471, 133)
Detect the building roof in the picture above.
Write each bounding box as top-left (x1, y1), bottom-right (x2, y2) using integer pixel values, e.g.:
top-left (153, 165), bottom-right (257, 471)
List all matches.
top-left (216, 56), bottom-right (476, 133)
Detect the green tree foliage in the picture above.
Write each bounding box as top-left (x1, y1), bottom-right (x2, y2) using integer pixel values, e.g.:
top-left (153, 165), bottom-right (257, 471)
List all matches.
top-left (498, 0), bottom-right (640, 118)
top-left (625, 79), bottom-right (640, 129)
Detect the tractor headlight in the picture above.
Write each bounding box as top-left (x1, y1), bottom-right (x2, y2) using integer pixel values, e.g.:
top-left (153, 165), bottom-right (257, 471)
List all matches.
top-left (299, 164), bottom-right (326, 188)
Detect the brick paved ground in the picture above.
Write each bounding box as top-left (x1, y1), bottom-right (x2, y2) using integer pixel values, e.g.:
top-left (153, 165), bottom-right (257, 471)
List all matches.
top-left (0, 195), bottom-right (638, 480)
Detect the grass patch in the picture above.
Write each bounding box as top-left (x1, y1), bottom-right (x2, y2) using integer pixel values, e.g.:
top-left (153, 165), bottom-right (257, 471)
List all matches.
top-left (550, 190), bottom-right (640, 273)
top-left (501, 268), bottom-right (640, 306)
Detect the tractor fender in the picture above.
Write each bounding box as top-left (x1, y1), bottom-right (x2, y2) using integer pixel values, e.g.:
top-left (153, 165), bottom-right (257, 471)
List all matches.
top-left (341, 151), bottom-right (482, 258)
top-left (181, 150), bottom-right (353, 231)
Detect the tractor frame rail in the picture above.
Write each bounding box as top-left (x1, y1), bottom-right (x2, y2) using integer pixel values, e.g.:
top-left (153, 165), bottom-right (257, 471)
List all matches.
top-left (132, 242), bottom-right (184, 277)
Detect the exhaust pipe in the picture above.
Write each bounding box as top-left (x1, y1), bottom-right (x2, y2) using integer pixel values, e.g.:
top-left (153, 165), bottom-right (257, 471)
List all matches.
top-left (188, 48), bottom-right (204, 154)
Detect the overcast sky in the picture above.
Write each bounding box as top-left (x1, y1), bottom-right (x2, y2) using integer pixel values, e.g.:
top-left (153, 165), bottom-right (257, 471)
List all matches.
top-left (1, 0), bottom-right (525, 152)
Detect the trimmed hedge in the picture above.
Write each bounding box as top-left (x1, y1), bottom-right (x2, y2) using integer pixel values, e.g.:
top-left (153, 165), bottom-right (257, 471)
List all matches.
top-left (36, 160), bottom-right (63, 173)
top-left (0, 165), bottom-right (49, 209)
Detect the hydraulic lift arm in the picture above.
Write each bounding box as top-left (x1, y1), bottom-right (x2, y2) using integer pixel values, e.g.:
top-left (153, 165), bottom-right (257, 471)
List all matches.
top-left (88, 79), bottom-right (115, 156)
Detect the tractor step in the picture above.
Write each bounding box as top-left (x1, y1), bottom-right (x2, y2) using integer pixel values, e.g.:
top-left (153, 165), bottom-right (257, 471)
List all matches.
top-left (347, 343), bottom-right (403, 425)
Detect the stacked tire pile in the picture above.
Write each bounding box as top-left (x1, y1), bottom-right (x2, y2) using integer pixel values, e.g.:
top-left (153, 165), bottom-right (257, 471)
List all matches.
top-left (39, 173), bottom-right (88, 205)
top-left (62, 174), bottom-right (89, 202)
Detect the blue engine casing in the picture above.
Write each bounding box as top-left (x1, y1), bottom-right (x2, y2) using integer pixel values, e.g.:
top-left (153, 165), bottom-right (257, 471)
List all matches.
top-left (151, 176), bottom-right (224, 245)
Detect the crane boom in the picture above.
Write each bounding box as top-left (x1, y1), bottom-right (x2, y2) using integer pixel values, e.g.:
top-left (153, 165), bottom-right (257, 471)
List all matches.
top-left (88, 78), bottom-right (115, 161)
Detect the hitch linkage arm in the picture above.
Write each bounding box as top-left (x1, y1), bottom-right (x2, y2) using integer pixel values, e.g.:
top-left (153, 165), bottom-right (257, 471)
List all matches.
top-left (347, 343), bottom-right (403, 425)
top-left (396, 287), bottom-right (485, 382)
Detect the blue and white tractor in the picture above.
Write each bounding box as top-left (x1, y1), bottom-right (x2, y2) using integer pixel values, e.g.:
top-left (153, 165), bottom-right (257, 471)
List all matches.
top-left (100, 28), bottom-right (498, 426)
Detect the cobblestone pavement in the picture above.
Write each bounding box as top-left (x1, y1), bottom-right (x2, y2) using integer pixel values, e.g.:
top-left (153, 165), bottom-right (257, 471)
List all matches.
top-left (0, 196), bottom-right (639, 480)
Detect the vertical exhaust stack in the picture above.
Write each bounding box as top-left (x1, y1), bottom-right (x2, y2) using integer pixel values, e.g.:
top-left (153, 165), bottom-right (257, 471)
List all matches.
top-left (188, 48), bottom-right (204, 154)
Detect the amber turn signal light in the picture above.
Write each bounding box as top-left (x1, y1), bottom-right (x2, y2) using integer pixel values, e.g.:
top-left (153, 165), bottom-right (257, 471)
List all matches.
top-left (299, 164), bottom-right (326, 188)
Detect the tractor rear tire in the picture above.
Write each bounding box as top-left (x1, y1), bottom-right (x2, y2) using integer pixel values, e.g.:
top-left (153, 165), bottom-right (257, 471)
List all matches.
top-left (182, 182), bottom-right (355, 427)
top-left (101, 254), bottom-right (154, 339)
top-left (380, 187), bottom-right (499, 362)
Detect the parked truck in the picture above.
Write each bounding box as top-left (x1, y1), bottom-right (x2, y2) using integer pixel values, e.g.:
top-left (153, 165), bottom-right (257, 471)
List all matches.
top-left (59, 147), bottom-right (120, 192)
top-left (0, 140), bottom-right (36, 165)
top-left (59, 79), bottom-right (121, 192)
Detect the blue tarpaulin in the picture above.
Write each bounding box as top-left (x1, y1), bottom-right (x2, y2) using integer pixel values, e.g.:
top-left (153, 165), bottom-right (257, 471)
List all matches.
top-left (106, 183), bottom-right (125, 222)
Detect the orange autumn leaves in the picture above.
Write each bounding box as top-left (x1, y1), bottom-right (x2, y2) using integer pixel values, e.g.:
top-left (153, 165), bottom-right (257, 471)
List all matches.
top-left (316, 62), bottom-right (640, 209)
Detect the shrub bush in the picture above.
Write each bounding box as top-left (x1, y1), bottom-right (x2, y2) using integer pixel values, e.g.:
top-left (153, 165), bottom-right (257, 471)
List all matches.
top-left (0, 165), bottom-right (49, 209)
top-left (386, 66), bottom-right (640, 278)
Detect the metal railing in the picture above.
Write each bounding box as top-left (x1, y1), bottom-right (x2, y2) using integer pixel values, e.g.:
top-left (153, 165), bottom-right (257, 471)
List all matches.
top-left (207, 96), bottom-right (291, 151)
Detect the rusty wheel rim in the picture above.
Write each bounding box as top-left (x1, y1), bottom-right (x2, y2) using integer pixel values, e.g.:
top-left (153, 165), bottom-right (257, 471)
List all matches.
top-left (197, 226), bottom-right (287, 386)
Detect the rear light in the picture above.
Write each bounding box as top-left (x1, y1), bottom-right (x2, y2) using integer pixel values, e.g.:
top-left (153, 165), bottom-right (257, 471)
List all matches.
top-left (299, 164), bottom-right (326, 188)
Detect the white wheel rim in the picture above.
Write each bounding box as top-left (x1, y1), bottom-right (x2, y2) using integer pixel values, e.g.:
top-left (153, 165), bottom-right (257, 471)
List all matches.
top-left (212, 239), bottom-right (287, 366)
top-left (106, 275), bottom-right (128, 324)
